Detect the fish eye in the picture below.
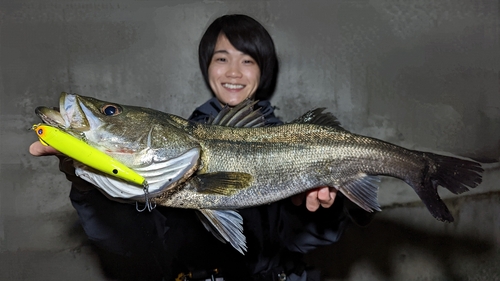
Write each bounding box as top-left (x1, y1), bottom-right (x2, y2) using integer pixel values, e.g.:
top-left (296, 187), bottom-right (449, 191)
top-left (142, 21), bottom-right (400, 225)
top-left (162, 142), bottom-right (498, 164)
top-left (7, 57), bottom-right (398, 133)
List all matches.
top-left (101, 104), bottom-right (122, 116)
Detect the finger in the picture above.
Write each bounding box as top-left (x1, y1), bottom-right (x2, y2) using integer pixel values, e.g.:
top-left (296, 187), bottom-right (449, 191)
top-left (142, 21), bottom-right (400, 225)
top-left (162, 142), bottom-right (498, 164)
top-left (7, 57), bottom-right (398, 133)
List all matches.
top-left (318, 186), bottom-right (334, 208)
top-left (305, 189), bottom-right (320, 212)
top-left (329, 187), bottom-right (337, 202)
top-left (317, 187), bottom-right (331, 201)
top-left (29, 141), bottom-right (59, 156)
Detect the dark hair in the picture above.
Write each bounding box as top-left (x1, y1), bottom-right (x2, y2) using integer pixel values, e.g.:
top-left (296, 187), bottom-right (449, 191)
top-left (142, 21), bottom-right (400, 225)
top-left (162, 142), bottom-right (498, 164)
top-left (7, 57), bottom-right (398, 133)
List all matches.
top-left (198, 14), bottom-right (279, 100)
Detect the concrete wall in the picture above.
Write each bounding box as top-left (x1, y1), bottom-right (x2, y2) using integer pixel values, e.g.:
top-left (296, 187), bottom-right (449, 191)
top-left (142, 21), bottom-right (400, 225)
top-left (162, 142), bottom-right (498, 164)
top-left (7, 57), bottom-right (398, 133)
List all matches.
top-left (1, 0), bottom-right (499, 280)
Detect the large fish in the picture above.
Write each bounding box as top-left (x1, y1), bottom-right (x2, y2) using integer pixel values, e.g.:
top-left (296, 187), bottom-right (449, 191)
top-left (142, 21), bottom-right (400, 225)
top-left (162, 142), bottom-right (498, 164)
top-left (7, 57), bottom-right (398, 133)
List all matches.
top-left (35, 93), bottom-right (483, 253)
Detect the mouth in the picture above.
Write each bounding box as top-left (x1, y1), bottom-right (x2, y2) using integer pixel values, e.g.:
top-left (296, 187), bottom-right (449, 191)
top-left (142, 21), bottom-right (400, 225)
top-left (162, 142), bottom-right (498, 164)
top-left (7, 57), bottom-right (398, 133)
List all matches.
top-left (36, 92), bottom-right (74, 128)
top-left (35, 106), bottom-right (66, 127)
top-left (222, 83), bottom-right (245, 90)
top-left (36, 93), bottom-right (97, 132)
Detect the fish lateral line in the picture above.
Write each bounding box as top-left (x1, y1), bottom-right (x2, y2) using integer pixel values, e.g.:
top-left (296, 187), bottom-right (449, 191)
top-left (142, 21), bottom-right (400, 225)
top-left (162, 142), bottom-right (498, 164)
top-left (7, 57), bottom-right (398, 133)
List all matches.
top-left (32, 123), bottom-right (147, 187)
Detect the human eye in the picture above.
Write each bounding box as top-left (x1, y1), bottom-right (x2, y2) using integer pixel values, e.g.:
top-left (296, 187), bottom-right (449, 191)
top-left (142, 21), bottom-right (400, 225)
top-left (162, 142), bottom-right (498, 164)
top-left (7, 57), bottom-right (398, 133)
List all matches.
top-left (242, 57), bottom-right (256, 65)
top-left (212, 51), bottom-right (229, 63)
top-left (212, 55), bottom-right (226, 63)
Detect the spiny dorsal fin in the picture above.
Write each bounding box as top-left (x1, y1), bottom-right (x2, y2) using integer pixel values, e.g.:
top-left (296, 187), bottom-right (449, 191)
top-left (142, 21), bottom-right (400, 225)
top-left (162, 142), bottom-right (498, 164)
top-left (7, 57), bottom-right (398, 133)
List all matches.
top-left (291, 108), bottom-right (346, 130)
top-left (193, 172), bottom-right (254, 195)
top-left (207, 99), bottom-right (266, 128)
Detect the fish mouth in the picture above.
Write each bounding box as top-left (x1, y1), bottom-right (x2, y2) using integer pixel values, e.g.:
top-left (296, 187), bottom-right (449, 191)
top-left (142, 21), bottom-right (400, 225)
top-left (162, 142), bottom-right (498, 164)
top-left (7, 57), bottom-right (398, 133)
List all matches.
top-left (35, 92), bottom-right (97, 132)
top-left (35, 106), bottom-right (64, 127)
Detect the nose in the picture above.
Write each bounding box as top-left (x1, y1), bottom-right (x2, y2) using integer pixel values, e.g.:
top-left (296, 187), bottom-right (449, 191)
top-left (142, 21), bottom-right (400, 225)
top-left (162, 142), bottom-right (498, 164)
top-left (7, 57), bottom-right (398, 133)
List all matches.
top-left (226, 62), bottom-right (242, 78)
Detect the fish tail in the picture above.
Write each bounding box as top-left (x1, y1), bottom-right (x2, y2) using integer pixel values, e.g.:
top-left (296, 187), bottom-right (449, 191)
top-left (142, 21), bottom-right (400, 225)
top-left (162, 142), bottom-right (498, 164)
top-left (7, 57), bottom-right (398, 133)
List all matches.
top-left (412, 153), bottom-right (483, 222)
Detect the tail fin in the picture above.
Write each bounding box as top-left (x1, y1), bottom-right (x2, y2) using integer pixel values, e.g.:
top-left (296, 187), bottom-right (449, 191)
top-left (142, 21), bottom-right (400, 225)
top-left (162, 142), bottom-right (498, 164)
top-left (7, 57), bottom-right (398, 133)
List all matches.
top-left (428, 153), bottom-right (483, 194)
top-left (413, 153), bottom-right (483, 222)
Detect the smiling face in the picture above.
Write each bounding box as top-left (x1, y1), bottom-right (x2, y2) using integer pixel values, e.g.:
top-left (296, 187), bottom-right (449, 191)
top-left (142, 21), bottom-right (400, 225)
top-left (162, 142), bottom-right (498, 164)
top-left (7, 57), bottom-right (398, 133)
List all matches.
top-left (208, 34), bottom-right (261, 106)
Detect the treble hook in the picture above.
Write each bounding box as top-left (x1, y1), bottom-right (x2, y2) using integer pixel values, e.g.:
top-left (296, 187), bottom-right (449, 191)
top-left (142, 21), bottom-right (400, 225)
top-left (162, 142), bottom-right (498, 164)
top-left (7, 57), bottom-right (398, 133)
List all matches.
top-left (136, 181), bottom-right (157, 212)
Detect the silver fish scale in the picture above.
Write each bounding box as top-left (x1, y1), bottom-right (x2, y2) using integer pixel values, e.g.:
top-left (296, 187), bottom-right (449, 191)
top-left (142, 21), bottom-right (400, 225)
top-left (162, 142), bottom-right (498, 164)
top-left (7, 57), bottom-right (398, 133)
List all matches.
top-left (157, 123), bottom-right (427, 209)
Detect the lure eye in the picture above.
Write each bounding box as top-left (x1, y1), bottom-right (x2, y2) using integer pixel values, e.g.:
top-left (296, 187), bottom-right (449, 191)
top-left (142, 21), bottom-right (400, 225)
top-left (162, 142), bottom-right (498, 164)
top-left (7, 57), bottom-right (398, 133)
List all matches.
top-left (101, 104), bottom-right (122, 116)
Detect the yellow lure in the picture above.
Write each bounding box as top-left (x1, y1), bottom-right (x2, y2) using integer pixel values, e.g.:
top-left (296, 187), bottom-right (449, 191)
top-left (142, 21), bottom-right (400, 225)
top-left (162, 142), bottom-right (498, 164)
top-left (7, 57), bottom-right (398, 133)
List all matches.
top-left (32, 124), bottom-right (146, 186)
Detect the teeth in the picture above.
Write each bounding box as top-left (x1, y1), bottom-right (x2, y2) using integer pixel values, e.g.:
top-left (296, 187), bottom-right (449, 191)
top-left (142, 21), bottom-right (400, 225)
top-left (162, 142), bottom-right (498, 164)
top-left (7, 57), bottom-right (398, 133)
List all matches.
top-left (223, 83), bottom-right (244, 89)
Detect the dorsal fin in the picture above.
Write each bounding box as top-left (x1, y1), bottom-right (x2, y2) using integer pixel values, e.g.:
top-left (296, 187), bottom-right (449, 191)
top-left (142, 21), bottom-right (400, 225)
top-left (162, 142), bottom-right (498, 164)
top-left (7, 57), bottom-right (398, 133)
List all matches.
top-left (290, 108), bottom-right (346, 130)
top-left (207, 99), bottom-right (266, 128)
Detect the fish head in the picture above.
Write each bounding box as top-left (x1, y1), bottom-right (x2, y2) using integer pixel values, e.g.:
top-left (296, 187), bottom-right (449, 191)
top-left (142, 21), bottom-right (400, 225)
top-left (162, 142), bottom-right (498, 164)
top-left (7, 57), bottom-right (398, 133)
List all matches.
top-left (35, 92), bottom-right (200, 199)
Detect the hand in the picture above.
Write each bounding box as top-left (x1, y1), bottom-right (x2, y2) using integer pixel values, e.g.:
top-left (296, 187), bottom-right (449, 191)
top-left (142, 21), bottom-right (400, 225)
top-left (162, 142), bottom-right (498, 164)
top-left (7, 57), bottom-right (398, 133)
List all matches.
top-left (29, 141), bottom-right (59, 156)
top-left (291, 186), bottom-right (337, 212)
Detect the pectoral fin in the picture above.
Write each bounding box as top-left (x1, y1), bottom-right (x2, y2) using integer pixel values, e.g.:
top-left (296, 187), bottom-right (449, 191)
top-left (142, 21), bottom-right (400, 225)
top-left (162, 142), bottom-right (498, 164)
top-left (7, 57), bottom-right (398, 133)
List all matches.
top-left (193, 172), bottom-right (253, 196)
top-left (197, 209), bottom-right (247, 254)
top-left (338, 173), bottom-right (381, 213)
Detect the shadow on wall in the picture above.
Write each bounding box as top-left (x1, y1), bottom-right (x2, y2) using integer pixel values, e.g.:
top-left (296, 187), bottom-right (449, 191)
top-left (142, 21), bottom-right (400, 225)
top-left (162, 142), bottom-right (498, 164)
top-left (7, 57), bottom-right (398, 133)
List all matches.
top-left (306, 193), bottom-right (500, 281)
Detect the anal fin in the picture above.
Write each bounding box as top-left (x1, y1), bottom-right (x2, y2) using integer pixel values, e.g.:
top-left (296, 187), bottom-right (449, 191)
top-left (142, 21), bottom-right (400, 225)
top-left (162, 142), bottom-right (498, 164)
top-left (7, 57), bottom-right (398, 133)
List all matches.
top-left (338, 173), bottom-right (381, 213)
top-left (197, 209), bottom-right (247, 254)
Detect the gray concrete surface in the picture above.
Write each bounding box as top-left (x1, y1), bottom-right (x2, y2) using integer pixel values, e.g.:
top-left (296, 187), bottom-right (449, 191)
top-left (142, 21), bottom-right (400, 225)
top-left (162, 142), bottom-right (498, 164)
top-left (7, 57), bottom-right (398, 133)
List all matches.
top-left (1, 0), bottom-right (499, 280)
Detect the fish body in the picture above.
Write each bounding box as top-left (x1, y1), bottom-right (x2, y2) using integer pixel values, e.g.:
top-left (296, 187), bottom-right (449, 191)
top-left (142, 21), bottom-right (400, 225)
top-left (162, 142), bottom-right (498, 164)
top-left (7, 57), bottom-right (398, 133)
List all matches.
top-left (35, 93), bottom-right (483, 253)
top-left (160, 122), bottom-right (471, 215)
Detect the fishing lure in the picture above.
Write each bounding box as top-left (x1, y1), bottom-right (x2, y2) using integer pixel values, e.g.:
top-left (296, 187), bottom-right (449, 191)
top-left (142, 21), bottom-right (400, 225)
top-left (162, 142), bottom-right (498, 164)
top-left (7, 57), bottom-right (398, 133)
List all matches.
top-left (33, 124), bottom-right (156, 211)
top-left (32, 124), bottom-right (147, 186)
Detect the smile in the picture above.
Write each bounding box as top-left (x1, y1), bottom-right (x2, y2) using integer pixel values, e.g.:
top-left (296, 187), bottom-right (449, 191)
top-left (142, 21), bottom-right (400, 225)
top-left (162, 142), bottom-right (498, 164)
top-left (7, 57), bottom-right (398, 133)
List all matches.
top-left (222, 83), bottom-right (244, 89)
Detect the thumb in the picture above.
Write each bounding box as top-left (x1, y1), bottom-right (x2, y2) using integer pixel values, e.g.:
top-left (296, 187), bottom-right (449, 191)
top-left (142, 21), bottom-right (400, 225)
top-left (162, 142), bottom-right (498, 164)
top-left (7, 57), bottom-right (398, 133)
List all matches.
top-left (29, 141), bottom-right (59, 156)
